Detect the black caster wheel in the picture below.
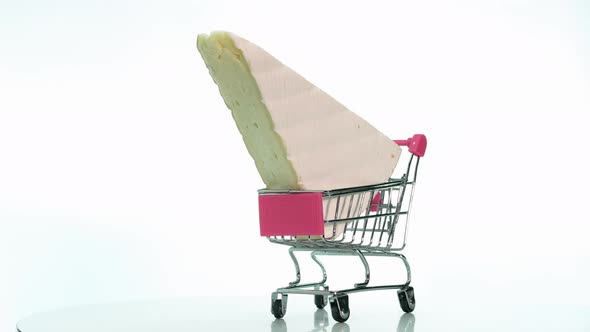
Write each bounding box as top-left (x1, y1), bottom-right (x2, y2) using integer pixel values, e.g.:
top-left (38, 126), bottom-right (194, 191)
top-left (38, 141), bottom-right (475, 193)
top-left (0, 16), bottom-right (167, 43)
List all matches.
top-left (397, 286), bottom-right (415, 313)
top-left (315, 294), bottom-right (327, 309)
top-left (271, 298), bottom-right (285, 319)
top-left (330, 294), bottom-right (350, 323)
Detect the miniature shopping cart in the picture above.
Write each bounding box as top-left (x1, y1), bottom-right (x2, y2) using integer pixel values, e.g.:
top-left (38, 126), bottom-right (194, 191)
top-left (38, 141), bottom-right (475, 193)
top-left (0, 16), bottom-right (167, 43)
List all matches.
top-left (258, 134), bottom-right (427, 323)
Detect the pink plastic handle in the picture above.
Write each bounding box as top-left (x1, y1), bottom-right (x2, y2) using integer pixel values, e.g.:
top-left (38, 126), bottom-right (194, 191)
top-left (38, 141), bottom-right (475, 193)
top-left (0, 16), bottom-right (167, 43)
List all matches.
top-left (394, 134), bottom-right (427, 157)
top-left (259, 192), bottom-right (324, 236)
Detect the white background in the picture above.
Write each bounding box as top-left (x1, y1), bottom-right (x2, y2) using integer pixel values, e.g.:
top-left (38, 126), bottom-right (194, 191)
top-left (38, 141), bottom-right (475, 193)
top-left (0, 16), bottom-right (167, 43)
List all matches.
top-left (1, 0), bottom-right (589, 331)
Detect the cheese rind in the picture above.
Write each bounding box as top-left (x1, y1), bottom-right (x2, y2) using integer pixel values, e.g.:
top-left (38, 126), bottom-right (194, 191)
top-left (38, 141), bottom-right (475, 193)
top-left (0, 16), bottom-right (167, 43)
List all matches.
top-left (197, 32), bottom-right (299, 189)
top-left (197, 31), bottom-right (401, 190)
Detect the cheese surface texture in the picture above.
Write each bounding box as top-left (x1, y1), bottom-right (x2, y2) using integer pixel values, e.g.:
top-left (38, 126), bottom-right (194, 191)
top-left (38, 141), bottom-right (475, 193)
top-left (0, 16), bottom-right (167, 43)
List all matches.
top-left (197, 31), bottom-right (401, 191)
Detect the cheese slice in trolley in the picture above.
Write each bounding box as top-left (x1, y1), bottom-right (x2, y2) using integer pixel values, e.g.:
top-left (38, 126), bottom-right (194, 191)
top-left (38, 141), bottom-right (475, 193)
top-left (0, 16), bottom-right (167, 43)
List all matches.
top-left (197, 31), bottom-right (400, 236)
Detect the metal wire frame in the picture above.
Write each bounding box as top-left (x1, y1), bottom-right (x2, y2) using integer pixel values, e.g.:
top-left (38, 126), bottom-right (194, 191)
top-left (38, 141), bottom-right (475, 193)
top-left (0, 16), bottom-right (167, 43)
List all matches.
top-left (261, 154), bottom-right (422, 303)
top-left (260, 154), bottom-right (420, 253)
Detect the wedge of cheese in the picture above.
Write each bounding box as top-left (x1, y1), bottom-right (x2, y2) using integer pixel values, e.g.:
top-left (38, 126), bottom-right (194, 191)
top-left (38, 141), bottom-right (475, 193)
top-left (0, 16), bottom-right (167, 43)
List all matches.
top-left (197, 31), bottom-right (401, 191)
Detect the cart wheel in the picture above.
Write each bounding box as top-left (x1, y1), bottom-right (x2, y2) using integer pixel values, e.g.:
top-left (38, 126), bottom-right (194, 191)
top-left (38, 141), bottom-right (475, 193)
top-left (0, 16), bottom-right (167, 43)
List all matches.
top-left (271, 299), bottom-right (285, 319)
top-left (397, 286), bottom-right (415, 313)
top-left (330, 294), bottom-right (350, 323)
top-left (314, 295), bottom-right (327, 309)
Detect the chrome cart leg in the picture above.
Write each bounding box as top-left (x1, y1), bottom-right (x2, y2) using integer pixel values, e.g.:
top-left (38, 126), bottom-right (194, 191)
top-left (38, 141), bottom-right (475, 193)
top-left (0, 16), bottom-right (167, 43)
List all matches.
top-left (288, 247), bottom-right (301, 287)
top-left (352, 252), bottom-right (411, 287)
top-left (310, 249), bottom-right (370, 289)
top-left (353, 249), bottom-right (370, 288)
top-left (310, 252), bottom-right (329, 309)
top-left (310, 251), bottom-right (328, 285)
top-left (373, 252), bottom-right (414, 313)
top-left (394, 253), bottom-right (412, 287)
top-left (282, 248), bottom-right (330, 289)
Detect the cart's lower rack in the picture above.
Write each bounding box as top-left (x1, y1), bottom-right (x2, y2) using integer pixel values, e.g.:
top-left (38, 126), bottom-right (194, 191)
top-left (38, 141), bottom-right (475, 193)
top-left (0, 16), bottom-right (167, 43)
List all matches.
top-left (270, 247), bottom-right (415, 322)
